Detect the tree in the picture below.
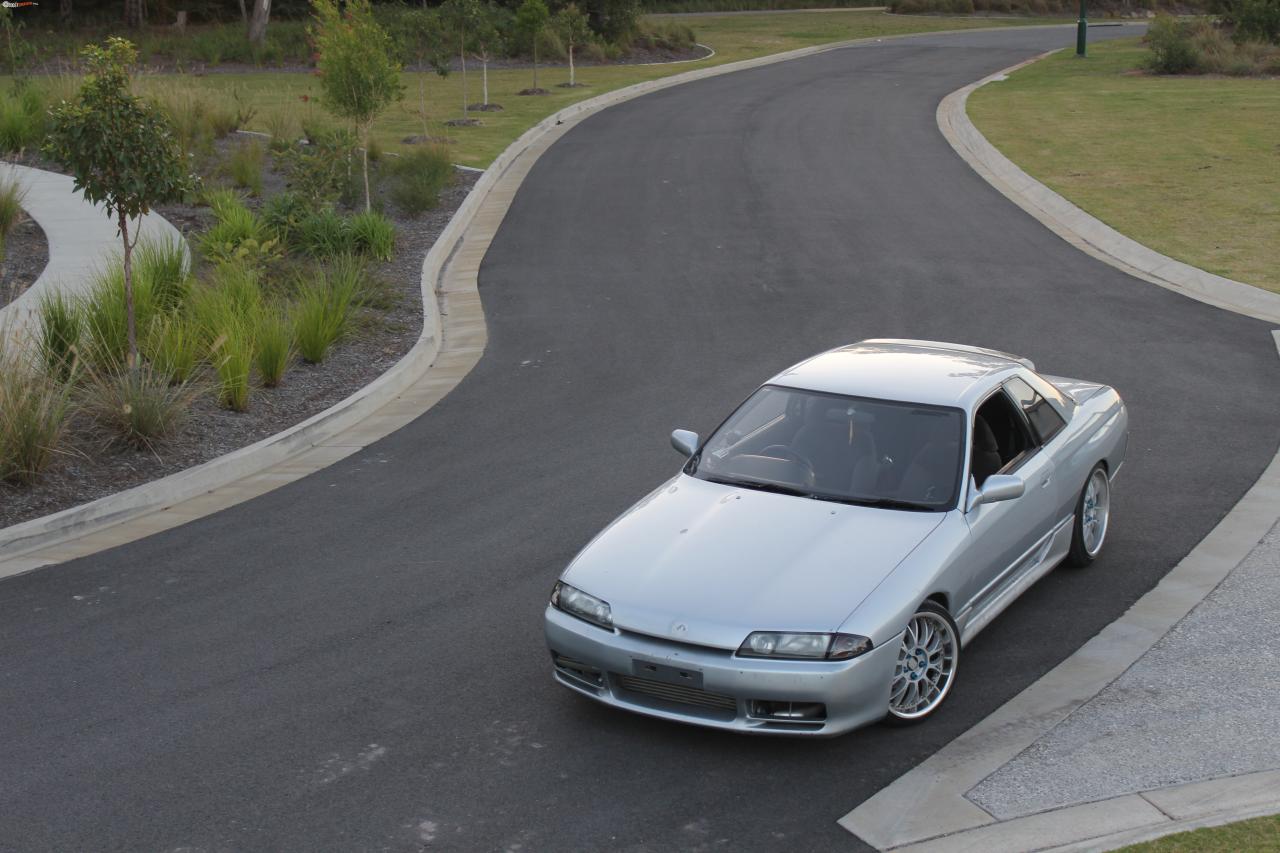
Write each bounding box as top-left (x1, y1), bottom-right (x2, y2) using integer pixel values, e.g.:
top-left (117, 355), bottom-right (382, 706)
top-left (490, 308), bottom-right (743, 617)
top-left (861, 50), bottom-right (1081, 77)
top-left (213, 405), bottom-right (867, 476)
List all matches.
top-left (554, 3), bottom-right (590, 88)
top-left (397, 7), bottom-right (450, 140)
top-left (248, 0), bottom-right (271, 46)
top-left (440, 0), bottom-right (481, 120)
top-left (514, 0), bottom-right (549, 92)
top-left (311, 0), bottom-right (404, 212)
top-left (44, 38), bottom-right (197, 370)
top-left (123, 0), bottom-right (145, 28)
top-left (471, 3), bottom-right (509, 108)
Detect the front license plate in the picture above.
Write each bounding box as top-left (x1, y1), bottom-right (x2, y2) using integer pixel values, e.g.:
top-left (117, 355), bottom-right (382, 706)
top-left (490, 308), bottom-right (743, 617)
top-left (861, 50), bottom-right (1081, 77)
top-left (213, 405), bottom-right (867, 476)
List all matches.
top-left (632, 659), bottom-right (704, 689)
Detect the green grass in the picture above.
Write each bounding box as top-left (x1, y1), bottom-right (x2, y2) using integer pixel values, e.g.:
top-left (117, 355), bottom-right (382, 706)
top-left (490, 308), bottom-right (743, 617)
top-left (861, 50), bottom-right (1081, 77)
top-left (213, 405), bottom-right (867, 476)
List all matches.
top-left (968, 38), bottom-right (1280, 292)
top-left (0, 342), bottom-right (74, 485)
top-left (254, 302), bottom-right (293, 388)
top-left (37, 290), bottom-right (82, 384)
top-left (349, 210), bottom-right (396, 262)
top-left (9, 11), bottom-right (1058, 169)
top-left (1116, 813), bottom-right (1280, 852)
top-left (0, 170), bottom-right (26, 258)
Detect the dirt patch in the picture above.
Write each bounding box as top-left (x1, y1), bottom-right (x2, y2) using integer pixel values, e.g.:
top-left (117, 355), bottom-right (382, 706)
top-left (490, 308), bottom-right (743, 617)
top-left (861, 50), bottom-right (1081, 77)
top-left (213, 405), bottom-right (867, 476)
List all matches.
top-left (468, 103), bottom-right (504, 112)
top-left (0, 216), bottom-right (50, 310)
top-left (517, 87), bottom-right (552, 96)
top-left (445, 117), bottom-right (484, 127)
top-left (0, 144), bottom-right (479, 530)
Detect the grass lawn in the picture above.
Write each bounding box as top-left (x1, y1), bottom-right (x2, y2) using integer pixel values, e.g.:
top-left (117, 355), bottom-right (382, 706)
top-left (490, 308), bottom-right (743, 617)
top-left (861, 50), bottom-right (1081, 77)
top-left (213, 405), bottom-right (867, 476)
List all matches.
top-left (101, 11), bottom-right (1060, 169)
top-left (968, 38), bottom-right (1280, 292)
top-left (1116, 813), bottom-right (1280, 852)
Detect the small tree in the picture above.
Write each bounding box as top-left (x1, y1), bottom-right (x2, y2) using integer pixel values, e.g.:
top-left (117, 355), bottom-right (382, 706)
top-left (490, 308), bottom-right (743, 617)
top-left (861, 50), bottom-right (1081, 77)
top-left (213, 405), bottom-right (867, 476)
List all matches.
top-left (311, 0), bottom-right (404, 212)
top-left (440, 0), bottom-right (481, 120)
top-left (471, 4), bottom-right (509, 108)
top-left (44, 38), bottom-right (197, 370)
top-left (514, 0), bottom-right (549, 92)
top-left (554, 4), bottom-right (590, 88)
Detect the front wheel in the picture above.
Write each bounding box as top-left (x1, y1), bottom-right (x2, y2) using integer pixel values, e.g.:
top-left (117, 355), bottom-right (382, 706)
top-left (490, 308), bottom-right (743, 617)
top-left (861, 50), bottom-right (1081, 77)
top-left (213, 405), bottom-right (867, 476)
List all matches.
top-left (884, 601), bottom-right (960, 725)
top-left (1065, 464), bottom-right (1111, 568)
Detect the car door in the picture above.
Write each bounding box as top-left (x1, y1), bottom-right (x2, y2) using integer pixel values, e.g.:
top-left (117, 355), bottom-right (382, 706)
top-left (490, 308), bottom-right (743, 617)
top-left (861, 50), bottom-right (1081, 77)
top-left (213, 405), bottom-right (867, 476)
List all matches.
top-left (954, 387), bottom-right (1059, 621)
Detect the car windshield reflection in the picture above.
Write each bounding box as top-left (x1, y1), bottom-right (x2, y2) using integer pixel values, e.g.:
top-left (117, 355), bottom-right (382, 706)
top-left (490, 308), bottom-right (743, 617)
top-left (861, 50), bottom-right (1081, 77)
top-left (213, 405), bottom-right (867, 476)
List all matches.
top-left (690, 386), bottom-right (964, 511)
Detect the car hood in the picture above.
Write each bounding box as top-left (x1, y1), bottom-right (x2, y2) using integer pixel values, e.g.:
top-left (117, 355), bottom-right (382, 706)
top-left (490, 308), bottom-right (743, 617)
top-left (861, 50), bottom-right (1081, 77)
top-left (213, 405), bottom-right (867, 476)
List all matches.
top-left (562, 474), bottom-right (946, 650)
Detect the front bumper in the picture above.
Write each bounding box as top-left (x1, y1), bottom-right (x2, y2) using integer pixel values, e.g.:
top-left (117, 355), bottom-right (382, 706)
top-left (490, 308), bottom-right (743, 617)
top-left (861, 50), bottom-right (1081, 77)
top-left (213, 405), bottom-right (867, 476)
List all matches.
top-left (544, 605), bottom-right (901, 736)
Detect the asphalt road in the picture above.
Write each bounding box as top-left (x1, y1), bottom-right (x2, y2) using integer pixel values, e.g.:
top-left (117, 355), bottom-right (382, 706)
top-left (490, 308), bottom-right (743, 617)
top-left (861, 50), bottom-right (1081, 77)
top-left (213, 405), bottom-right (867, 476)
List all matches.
top-left (4, 26), bottom-right (1278, 853)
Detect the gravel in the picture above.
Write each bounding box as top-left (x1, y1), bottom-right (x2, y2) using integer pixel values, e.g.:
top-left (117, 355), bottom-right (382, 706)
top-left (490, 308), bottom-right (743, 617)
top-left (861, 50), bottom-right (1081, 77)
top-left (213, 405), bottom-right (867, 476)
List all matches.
top-left (0, 145), bottom-right (477, 530)
top-left (967, 521), bottom-right (1280, 819)
top-left (0, 215), bottom-right (49, 310)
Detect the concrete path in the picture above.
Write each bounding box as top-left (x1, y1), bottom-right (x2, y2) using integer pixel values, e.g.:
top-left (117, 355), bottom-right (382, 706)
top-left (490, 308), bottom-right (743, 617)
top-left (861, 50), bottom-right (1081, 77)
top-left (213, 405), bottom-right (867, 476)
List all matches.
top-left (0, 161), bottom-right (184, 350)
top-left (3, 25), bottom-right (1277, 853)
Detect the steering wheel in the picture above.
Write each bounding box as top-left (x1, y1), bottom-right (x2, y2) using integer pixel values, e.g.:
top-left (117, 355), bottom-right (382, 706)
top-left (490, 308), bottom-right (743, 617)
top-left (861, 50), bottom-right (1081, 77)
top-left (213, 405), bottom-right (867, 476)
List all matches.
top-left (759, 445), bottom-right (817, 484)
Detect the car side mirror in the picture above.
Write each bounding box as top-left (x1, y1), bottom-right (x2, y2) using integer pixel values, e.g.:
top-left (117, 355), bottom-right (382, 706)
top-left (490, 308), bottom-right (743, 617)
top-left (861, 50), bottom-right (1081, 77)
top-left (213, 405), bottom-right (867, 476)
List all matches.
top-left (966, 474), bottom-right (1025, 512)
top-left (671, 429), bottom-right (699, 457)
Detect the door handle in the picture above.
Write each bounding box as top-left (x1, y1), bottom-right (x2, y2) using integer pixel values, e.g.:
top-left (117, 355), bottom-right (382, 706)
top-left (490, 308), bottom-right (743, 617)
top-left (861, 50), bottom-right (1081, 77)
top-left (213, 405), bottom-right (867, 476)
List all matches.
top-left (1040, 476), bottom-right (1052, 488)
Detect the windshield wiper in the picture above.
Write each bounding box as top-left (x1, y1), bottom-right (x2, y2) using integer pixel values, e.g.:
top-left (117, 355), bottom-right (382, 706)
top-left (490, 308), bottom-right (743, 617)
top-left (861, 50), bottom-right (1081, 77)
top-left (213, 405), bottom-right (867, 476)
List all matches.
top-left (701, 475), bottom-right (811, 498)
top-left (810, 494), bottom-right (939, 512)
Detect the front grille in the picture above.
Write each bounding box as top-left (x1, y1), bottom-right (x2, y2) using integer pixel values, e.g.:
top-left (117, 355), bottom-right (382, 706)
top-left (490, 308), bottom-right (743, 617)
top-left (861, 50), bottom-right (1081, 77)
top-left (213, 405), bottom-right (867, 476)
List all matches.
top-left (614, 674), bottom-right (737, 714)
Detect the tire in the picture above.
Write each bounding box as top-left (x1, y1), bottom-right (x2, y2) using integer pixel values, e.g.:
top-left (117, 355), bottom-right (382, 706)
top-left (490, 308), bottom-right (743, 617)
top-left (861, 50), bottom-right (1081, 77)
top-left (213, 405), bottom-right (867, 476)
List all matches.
top-left (883, 600), bottom-right (960, 726)
top-left (1065, 464), bottom-right (1111, 568)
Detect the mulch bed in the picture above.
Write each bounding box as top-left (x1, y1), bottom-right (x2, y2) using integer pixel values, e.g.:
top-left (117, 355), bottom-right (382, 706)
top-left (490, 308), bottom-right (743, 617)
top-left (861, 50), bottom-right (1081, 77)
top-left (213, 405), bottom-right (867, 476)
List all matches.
top-left (0, 139), bottom-right (478, 530)
top-left (0, 216), bottom-right (50, 311)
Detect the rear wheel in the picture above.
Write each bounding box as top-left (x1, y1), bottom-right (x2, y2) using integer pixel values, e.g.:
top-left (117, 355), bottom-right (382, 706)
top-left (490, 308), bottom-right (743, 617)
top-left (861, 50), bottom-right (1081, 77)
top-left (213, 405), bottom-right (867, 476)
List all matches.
top-left (1066, 464), bottom-right (1110, 568)
top-left (884, 601), bottom-right (959, 725)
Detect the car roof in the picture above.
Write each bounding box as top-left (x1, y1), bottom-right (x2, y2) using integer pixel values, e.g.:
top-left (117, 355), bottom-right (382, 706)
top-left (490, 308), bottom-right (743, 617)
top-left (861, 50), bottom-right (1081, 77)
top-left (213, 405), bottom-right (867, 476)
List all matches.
top-left (767, 339), bottom-right (1031, 409)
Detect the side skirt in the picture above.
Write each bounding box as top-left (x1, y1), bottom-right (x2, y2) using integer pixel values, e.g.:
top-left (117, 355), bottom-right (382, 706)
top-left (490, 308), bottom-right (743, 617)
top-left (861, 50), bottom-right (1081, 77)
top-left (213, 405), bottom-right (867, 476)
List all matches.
top-left (957, 514), bottom-right (1075, 646)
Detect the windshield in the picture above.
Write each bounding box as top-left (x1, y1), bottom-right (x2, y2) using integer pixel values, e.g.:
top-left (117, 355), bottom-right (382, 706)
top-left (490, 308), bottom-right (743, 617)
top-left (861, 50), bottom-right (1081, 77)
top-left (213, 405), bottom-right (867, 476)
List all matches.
top-left (689, 385), bottom-right (965, 511)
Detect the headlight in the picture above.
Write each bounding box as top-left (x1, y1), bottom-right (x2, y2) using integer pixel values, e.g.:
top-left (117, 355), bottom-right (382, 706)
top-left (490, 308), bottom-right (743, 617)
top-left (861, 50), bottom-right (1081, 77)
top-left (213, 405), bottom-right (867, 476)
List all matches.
top-left (550, 581), bottom-right (613, 630)
top-left (737, 631), bottom-right (872, 661)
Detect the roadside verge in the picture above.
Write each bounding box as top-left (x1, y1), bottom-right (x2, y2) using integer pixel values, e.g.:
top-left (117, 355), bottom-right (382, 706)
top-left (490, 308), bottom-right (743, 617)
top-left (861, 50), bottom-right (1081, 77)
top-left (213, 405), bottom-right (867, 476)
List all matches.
top-left (838, 50), bottom-right (1280, 851)
top-left (935, 50), bottom-right (1280, 325)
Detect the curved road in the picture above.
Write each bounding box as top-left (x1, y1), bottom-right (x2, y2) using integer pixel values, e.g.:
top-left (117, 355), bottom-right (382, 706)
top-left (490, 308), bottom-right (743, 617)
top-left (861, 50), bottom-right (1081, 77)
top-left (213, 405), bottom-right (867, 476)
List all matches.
top-left (4, 26), bottom-right (1278, 853)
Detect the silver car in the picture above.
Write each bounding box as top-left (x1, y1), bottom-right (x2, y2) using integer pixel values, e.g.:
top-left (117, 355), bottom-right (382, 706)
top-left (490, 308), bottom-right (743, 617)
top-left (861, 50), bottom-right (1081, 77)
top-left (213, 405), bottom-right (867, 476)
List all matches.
top-left (544, 339), bottom-right (1128, 736)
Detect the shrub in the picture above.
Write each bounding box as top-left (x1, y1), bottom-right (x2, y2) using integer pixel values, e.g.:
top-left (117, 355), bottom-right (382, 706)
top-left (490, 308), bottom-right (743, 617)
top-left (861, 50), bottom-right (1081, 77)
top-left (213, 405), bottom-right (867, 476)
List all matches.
top-left (199, 191), bottom-right (280, 266)
top-left (143, 314), bottom-right (203, 384)
top-left (0, 169), bottom-right (25, 256)
top-left (38, 291), bottom-right (81, 384)
top-left (293, 260), bottom-right (363, 363)
top-left (350, 210), bottom-right (396, 261)
top-left (1147, 15), bottom-right (1200, 73)
top-left (295, 208), bottom-right (355, 258)
top-left (1236, 0), bottom-right (1280, 44)
top-left (255, 302), bottom-right (293, 387)
top-left (228, 140), bottom-right (265, 196)
top-left (0, 348), bottom-right (73, 485)
top-left (386, 145), bottom-right (454, 215)
top-left (262, 191), bottom-right (310, 243)
top-left (279, 126), bottom-right (358, 206)
top-left (80, 362), bottom-right (197, 449)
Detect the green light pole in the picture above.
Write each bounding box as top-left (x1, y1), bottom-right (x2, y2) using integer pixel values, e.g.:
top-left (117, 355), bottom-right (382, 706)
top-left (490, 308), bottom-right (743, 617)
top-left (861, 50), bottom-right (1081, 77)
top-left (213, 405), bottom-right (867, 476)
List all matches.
top-left (1076, 0), bottom-right (1088, 56)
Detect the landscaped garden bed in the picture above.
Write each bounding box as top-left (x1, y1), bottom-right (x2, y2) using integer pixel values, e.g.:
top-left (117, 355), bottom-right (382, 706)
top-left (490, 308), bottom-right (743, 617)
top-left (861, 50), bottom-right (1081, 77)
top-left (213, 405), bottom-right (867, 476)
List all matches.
top-left (0, 47), bottom-right (477, 529)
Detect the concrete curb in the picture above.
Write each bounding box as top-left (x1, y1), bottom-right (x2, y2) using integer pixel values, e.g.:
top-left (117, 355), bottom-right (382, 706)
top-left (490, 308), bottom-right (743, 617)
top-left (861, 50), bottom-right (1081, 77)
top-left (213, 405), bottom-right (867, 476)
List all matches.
top-left (935, 49), bottom-right (1280, 324)
top-left (838, 47), bottom-right (1280, 852)
top-left (1, 21), bottom-right (1045, 575)
top-left (0, 161), bottom-right (187, 350)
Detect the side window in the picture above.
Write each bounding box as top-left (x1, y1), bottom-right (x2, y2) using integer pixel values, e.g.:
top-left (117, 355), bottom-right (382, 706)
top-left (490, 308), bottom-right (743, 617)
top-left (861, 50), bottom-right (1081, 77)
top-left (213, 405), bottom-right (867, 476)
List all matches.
top-left (1005, 376), bottom-right (1066, 444)
top-left (972, 392), bottom-right (1034, 486)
